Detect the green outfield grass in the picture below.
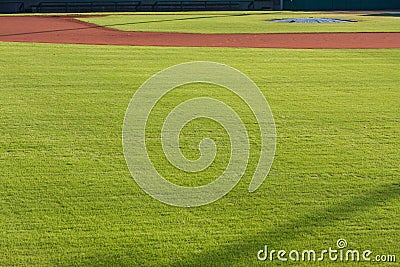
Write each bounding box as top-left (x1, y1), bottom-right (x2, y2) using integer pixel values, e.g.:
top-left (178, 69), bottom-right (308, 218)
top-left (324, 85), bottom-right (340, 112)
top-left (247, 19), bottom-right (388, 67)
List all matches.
top-left (0, 42), bottom-right (399, 266)
top-left (77, 11), bottom-right (400, 33)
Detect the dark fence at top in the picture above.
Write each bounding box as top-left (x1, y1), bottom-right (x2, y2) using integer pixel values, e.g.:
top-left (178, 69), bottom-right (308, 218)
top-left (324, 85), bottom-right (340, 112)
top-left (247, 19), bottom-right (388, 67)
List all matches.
top-left (0, 0), bottom-right (275, 12)
top-left (283, 0), bottom-right (400, 10)
top-left (29, 0), bottom-right (258, 12)
top-left (0, 1), bottom-right (24, 13)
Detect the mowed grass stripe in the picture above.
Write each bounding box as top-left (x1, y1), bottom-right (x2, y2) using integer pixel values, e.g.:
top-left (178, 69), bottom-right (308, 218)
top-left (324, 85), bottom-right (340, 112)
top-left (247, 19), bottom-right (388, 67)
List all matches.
top-left (0, 42), bottom-right (399, 266)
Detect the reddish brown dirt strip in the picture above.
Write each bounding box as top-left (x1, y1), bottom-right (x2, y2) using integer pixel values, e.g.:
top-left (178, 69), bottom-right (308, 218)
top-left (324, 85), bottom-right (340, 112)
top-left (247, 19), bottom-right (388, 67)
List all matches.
top-left (1, 16), bottom-right (400, 48)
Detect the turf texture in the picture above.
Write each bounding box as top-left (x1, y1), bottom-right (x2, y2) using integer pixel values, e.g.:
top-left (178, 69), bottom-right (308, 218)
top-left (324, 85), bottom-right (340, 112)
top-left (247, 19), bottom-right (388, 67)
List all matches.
top-left (0, 42), bottom-right (399, 266)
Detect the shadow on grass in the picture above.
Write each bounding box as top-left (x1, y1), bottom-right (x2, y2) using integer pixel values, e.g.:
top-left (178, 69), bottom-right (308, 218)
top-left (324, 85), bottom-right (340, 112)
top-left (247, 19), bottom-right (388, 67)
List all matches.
top-left (362, 13), bottom-right (400, 18)
top-left (67, 182), bottom-right (399, 266)
top-left (166, 182), bottom-right (400, 266)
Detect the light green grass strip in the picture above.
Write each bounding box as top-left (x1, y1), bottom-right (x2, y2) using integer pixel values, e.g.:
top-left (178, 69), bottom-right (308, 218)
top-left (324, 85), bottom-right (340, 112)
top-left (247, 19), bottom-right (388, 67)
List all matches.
top-left (78, 11), bottom-right (400, 33)
top-left (0, 42), bottom-right (399, 266)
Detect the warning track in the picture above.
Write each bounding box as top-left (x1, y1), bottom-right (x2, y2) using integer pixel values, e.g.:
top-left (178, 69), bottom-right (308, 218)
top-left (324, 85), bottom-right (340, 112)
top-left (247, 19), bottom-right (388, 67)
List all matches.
top-left (1, 16), bottom-right (400, 48)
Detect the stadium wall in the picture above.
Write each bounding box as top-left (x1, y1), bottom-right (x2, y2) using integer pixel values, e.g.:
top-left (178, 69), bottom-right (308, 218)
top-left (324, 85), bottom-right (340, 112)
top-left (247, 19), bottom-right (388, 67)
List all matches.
top-left (1, 0), bottom-right (399, 13)
top-left (283, 0), bottom-right (400, 11)
top-left (0, 0), bottom-right (281, 13)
